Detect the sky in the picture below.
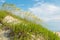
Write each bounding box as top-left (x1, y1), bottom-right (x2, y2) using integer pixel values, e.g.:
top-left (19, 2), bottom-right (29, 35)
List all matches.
top-left (0, 0), bottom-right (60, 32)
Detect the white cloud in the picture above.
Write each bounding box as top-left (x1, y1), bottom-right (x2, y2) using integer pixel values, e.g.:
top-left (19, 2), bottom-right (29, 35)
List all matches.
top-left (49, 16), bottom-right (60, 21)
top-left (29, 2), bottom-right (60, 22)
top-left (0, 0), bottom-right (6, 3)
top-left (34, 0), bottom-right (39, 1)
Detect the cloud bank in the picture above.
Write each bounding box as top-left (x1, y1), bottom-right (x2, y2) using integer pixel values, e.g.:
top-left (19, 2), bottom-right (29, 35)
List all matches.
top-left (29, 2), bottom-right (60, 22)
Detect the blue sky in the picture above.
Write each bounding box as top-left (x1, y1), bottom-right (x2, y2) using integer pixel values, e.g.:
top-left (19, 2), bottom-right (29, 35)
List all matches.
top-left (0, 0), bottom-right (60, 32)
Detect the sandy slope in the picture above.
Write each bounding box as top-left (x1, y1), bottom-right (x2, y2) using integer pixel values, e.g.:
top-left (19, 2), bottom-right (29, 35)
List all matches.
top-left (0, 29), bottom-right (10, 40)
